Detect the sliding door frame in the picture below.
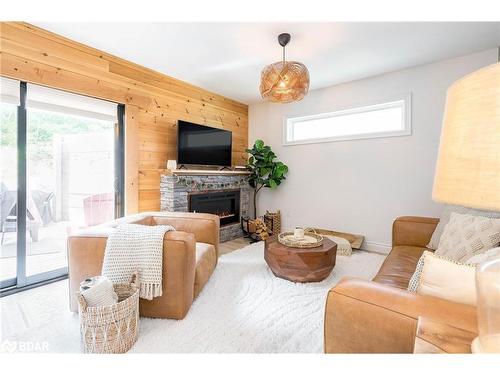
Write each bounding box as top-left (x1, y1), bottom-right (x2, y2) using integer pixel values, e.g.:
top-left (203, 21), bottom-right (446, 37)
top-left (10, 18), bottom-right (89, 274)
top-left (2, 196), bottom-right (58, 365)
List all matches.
top-left (0, 83), bottom-right (27, 290)
top-left (115, 104), bottom-right (125, 219)
top-left (0, 81), bottom-right (125, 296)
top-left (16, 81), bottom-right (28, 287)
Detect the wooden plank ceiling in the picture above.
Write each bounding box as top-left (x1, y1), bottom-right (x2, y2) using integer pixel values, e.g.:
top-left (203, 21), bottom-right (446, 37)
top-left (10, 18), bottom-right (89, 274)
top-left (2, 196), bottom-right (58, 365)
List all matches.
top-left (0, 22), bottom-right (249, 213)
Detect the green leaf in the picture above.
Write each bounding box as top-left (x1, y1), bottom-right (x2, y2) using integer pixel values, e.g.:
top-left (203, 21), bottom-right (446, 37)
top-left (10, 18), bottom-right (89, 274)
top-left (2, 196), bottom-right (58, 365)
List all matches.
top-left (259, 167), bottom-right (270, 176)
top-left (246, 139), bottom-right (288, 193)
top-left (255, 139), bottom-right (264, 149)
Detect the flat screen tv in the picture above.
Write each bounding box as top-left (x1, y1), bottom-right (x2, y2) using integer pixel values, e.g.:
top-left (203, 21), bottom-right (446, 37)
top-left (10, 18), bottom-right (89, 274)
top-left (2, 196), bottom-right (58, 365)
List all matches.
top-left (177, 120), bottom-right (232, 167)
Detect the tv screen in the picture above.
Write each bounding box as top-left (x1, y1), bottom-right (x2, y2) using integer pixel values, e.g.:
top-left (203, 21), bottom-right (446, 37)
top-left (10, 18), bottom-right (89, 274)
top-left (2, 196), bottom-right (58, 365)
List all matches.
top-left (177, 120), bottom-right (232, 167)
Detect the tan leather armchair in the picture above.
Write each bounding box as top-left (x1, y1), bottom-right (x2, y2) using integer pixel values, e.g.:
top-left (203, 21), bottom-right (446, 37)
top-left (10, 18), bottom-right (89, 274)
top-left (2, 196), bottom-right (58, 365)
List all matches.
top-left (67, 212), bottom-right (219, 319)
top-left (324, 216), bottom-right (478, 353)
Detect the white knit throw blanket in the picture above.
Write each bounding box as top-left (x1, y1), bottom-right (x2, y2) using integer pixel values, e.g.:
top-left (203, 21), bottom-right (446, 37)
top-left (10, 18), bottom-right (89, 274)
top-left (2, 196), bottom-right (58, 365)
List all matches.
top-left (102, 223), bottom-right (174, 300)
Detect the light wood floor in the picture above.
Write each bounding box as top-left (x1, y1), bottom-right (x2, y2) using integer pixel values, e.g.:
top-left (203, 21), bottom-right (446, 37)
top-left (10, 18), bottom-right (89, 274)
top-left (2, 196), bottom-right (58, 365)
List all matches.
top-left (219, 237), bottom-right (252, 255)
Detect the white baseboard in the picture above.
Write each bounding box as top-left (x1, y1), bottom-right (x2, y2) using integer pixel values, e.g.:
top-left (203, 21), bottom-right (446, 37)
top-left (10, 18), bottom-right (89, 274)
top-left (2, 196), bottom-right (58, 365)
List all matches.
top-left (360, 241), bottom-right (391, 254)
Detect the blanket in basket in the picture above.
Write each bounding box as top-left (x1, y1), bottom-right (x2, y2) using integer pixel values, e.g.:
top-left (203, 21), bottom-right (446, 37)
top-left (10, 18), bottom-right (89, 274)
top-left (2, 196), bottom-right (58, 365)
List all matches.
top-left (102, 223), bottom-right (174, 300)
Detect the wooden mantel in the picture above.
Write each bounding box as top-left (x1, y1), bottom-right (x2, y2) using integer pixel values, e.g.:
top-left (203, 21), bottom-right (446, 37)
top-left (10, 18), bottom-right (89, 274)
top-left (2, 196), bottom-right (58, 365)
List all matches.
top-left (160, 169), bottom-right (251, 176)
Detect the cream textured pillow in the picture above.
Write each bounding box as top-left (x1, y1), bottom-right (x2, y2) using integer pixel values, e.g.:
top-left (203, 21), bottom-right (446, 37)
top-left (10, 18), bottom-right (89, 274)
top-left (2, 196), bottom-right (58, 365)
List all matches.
top-left (323, 235), bottom-right (352, 256)
top-left (407, 251), bottom-right (477, 306)
top-left (427, 205), bottom-right (500, 250)
top-left (435, 213), bottom-right (500, 262)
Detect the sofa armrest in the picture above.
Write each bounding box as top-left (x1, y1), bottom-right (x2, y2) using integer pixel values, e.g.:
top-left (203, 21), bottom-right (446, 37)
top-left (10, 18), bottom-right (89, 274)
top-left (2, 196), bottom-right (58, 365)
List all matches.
top-left (140, 231), bottom-right (196, 319)
top-left (67, 230), bottom-right (197, 319)
top-left (67, 235), bottom-right (107, 312)
top-left (414, 316), bottom-right (477, 353)
top-left (324, 277), bottom-right (477, 353)
top-left (392, 216), bottom-right (439, 248)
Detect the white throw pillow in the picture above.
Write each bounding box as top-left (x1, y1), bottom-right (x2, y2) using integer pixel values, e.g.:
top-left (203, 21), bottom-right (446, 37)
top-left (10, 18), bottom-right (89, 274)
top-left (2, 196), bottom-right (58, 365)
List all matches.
top-left (435, 213), bottom-right (500, 262)
top-left (467, 246), bottom-right (500, 264)
top-left (407, 251), bottom-right (477, 306)
top-left (427, 205), bottom-right (500, 250)
top-left (80, 276), bottom-right (118, 307)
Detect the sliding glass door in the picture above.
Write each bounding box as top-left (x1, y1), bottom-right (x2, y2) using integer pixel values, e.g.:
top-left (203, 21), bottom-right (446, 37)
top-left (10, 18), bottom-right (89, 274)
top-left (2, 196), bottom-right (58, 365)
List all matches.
top-left (25, 108), bottom-right (117, 279)
top-left (0, 78), bottom-right (124, 291)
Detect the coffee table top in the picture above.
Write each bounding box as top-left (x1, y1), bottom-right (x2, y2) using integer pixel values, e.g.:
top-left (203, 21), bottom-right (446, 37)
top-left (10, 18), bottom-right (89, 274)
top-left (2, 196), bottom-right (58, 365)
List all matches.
top-left (265, 235), bottom-right (336, 253)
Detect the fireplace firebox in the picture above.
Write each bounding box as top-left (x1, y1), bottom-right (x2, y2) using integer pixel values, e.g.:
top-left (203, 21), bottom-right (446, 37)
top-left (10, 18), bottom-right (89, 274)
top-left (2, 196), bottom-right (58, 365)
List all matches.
top-left (188, 189), bottom-right (240, 226)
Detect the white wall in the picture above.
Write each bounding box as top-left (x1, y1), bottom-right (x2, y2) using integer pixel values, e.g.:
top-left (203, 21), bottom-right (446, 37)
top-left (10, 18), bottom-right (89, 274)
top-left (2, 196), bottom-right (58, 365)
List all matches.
top-left (249, 49), bottom-right (497, 253)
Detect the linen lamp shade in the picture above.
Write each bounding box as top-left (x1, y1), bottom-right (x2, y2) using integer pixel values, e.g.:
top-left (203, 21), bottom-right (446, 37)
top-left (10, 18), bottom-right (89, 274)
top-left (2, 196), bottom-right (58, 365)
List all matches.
top-left (432, 63), bottom-right (500, 211)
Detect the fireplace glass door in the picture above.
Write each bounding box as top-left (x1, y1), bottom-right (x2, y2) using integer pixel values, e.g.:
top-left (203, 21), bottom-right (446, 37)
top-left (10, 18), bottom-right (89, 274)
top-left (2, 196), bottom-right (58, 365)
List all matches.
top-left (189, 190), bottom-right (240, 226)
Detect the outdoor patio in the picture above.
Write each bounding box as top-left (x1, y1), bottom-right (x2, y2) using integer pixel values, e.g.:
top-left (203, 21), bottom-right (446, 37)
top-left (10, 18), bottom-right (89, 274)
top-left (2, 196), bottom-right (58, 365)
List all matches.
top-left (1, 221), bottom-right (70, 280)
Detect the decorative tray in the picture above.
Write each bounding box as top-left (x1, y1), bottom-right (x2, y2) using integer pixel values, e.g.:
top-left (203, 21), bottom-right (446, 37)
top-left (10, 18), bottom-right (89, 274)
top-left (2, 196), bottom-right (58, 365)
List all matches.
top-left (277, 229), bottom-right (324, 248)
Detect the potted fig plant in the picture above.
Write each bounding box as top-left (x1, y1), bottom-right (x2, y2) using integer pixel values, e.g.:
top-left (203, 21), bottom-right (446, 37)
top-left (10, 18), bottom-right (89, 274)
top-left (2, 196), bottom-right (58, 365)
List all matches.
top-left (246, 139), bottom-right (288, 219)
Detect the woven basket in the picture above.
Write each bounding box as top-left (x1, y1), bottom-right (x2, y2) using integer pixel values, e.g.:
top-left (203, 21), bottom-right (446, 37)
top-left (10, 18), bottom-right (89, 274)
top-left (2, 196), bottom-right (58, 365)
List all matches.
top-left (264, 210), bottom-right (281, 235)
top-left (77, 272), bottom-right (140, 354)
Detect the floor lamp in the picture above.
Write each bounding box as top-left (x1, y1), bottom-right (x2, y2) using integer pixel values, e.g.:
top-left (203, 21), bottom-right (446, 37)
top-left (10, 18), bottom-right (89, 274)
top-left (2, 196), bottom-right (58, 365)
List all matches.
top-left (433, 62), bottom-right (500, 353)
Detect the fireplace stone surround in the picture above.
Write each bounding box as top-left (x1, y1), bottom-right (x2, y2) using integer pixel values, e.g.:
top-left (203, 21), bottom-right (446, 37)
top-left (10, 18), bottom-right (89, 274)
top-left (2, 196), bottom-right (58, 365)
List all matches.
top-left (160, 172), bottom-right (250, 242)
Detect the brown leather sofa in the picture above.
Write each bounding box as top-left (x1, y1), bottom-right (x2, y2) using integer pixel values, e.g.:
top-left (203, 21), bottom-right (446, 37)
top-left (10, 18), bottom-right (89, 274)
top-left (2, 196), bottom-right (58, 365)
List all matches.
top-left (67, 212), bottom-right (219, 319)
top-left (324, 216), bottom-right (478, 353)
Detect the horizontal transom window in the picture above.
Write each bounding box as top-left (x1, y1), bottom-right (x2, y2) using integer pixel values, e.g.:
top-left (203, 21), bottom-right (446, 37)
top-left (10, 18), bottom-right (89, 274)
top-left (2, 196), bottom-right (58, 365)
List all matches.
top-left (284, 95), bottom-right (411, 145)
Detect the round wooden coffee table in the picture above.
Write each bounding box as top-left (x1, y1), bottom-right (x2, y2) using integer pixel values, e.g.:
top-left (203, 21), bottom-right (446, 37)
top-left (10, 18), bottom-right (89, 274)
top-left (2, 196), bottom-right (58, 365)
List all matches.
top-left (264, 236), bottom-right (337, 282)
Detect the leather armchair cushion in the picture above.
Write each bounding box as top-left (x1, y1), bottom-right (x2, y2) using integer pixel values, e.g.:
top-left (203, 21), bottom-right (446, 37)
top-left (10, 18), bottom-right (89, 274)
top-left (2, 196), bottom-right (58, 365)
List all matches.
top-left (372, 245), bottom-right (428, 289)
top-left (196, 242), bottom-right (214, 263)
top-left (194, 243), bottom-right (217, 298)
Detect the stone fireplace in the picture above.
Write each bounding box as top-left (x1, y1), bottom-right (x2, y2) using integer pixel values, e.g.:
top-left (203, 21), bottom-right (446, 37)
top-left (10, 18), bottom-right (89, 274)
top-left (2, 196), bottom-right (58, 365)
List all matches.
top-left (160, 172), bottom-right (250, 242)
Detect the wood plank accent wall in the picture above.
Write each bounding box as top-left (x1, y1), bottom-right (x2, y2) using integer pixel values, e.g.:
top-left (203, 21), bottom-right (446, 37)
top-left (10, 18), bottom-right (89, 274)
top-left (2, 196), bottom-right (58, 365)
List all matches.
top-left (0, 22), bottom-right (249, 213)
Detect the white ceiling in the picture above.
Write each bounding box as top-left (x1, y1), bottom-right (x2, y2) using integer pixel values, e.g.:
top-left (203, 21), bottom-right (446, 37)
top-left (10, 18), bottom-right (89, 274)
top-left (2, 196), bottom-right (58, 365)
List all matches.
top-left (35, 22), bottom-right (500, 104)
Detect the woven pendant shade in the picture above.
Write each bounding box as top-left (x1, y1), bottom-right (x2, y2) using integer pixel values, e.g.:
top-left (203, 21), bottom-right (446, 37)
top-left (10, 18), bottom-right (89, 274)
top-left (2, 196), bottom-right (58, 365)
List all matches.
top-left (260, 33), bottom-right (310, 103)
top-left (260, 61), bottom-right (310, 103)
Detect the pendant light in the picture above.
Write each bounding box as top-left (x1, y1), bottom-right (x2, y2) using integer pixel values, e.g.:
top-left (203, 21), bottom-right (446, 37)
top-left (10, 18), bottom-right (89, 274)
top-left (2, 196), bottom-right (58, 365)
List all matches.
top-left (260, 33), bottom-right (310, 103)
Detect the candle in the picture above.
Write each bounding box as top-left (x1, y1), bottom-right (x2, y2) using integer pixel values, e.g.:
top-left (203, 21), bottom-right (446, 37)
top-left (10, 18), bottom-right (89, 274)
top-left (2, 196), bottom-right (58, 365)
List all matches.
top-left (294, 227), bottom-right (304, 239)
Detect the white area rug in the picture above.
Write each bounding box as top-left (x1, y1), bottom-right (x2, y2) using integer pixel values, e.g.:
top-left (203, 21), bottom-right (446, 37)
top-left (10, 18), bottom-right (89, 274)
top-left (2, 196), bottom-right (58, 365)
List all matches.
top-left (1, 242), bottom-right (385, 353)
